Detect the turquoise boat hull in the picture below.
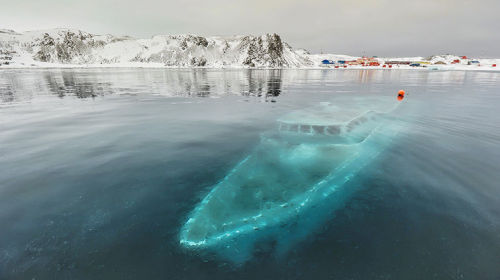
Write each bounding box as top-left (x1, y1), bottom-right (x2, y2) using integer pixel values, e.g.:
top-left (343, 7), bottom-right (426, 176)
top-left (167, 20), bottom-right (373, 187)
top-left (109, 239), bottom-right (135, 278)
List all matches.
top-left (180, 101), bottom-right (403, 263)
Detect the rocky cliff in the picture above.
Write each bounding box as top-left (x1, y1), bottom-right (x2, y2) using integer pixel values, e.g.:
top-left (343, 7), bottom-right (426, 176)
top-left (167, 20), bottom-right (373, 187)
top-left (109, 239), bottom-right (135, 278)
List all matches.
top-left (0, 29), bottom-right (312, 68)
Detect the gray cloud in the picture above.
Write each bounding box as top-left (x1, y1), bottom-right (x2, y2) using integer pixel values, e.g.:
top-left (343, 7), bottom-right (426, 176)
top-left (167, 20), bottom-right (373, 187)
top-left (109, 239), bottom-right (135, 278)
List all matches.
top-left (2, 0), bottom-right (499, 56)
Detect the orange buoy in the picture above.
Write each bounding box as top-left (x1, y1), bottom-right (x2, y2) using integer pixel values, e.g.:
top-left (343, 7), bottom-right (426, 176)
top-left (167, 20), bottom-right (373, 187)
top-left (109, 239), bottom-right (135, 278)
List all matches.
top-left (397, 90), bottom-right (405, 101)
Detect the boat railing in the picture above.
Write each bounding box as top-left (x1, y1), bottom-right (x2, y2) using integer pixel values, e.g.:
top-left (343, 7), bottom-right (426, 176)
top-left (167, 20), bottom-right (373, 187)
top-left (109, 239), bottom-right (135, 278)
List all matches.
top-left (278, 122), bottom-right (342, 136)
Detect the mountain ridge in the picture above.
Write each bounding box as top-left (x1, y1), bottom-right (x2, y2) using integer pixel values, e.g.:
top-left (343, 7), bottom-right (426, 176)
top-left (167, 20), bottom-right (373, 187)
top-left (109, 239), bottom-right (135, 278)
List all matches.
top-left (0, 28), bottom-right (313, 68)
top-left (2, 28), bottom-right (499, 69)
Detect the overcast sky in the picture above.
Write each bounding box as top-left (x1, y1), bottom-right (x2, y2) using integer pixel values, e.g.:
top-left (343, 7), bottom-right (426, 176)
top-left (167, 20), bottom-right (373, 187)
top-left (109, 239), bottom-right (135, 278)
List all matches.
top-left (2, 0), bottom-right (499, 56)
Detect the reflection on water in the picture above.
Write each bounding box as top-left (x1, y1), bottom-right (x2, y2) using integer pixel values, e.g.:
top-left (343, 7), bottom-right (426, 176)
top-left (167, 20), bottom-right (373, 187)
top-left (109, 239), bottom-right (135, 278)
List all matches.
top-left (43, 72), bottom-right (114, 99)
top-left (3, 69), bottom-right (499, 104)
top-left (1, 69), bottom-right (500, 280)
top-left (0, 69), bottom-right (287, 102)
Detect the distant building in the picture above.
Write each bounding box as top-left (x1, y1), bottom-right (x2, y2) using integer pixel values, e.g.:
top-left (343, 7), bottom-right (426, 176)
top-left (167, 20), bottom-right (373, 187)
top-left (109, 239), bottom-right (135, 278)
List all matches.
top-left (385, 61), bottom-right (411, 65)
top-left (434, 61), bottom-right (447, 65)
top-left (321, 59), bottom-right (334, 65)
top-left (345, 56), bottom-right (380, 66)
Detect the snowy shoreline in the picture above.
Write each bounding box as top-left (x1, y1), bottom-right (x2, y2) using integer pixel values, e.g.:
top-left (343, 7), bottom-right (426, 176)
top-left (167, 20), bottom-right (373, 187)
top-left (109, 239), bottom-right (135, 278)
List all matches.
top-left (2, 64), bottom-right (499, 72)
top-left (1, 28), bottom-right (499, 71)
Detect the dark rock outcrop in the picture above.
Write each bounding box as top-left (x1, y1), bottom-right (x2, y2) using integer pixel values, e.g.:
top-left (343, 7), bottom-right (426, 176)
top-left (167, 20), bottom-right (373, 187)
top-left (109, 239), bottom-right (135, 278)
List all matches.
top-left (0, 29), bottom-right (313, 67)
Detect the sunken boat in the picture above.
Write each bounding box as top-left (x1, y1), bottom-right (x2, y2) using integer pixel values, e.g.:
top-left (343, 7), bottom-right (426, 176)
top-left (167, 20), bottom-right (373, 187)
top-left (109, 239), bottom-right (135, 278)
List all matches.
top-left (180, 96), bottom-right (405, 263)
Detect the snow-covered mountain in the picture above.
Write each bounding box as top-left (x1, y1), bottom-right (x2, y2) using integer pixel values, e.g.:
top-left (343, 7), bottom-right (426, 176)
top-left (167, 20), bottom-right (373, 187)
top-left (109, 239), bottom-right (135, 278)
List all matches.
top-left (1, 28), bottom-right (498, 69)
top-left (0, 28), bottom-right (313, 68)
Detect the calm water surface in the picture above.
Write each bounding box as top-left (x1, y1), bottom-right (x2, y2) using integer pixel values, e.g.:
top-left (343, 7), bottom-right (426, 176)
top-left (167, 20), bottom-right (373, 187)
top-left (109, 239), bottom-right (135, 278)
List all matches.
top-left (1, 69), bottom-right (499, 279)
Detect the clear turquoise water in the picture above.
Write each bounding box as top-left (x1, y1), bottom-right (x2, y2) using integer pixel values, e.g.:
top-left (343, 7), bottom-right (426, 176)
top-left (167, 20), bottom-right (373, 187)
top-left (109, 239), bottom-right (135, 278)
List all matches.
top-left (1, 69), bottom-right (499, 279)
